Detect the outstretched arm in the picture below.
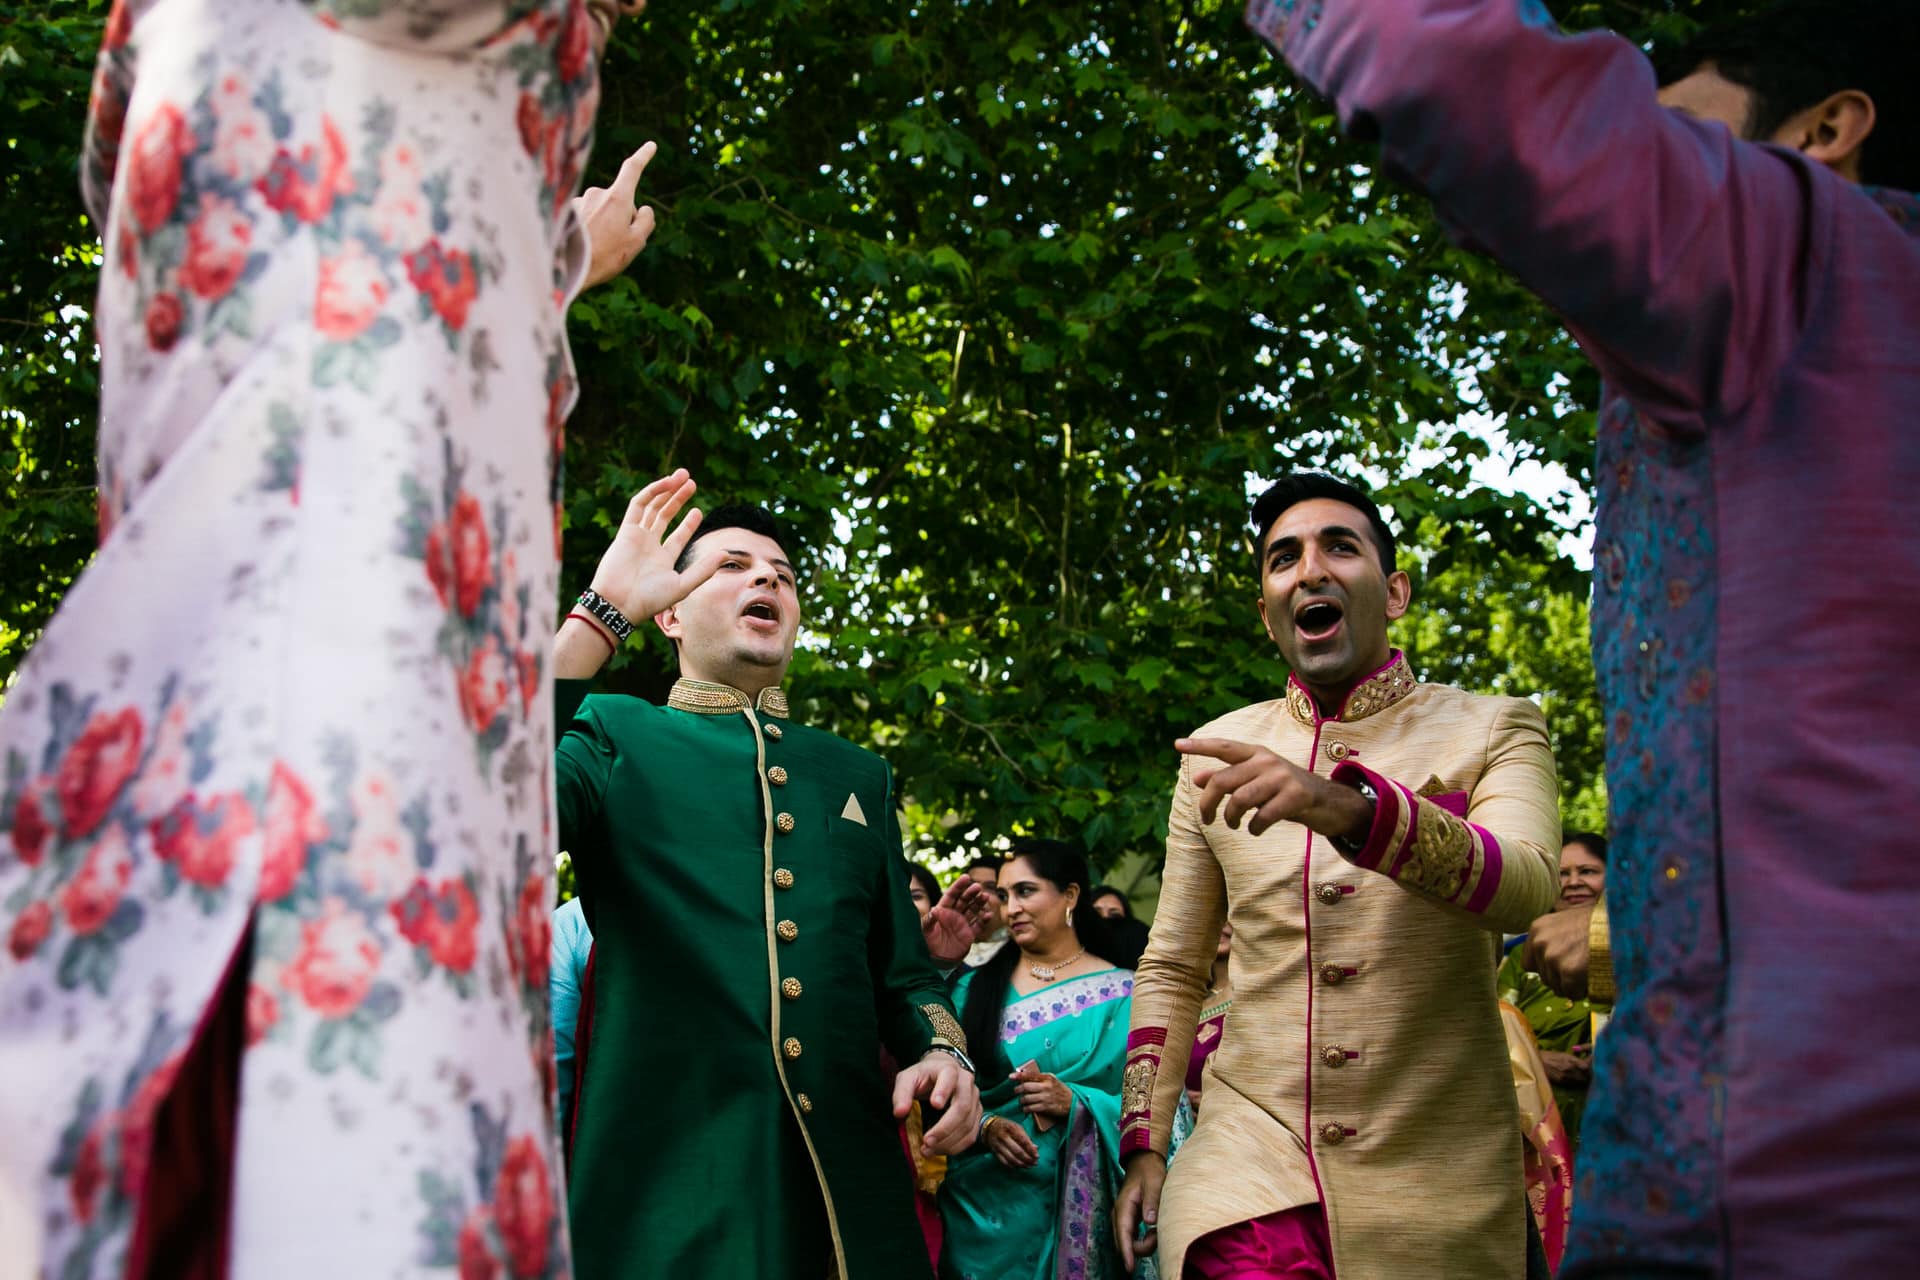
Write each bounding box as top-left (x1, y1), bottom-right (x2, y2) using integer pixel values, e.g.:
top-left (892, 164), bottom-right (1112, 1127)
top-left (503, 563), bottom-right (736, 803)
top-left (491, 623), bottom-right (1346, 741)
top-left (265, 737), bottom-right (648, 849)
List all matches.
top-left (1246, 0), bottom-right (1826, 425)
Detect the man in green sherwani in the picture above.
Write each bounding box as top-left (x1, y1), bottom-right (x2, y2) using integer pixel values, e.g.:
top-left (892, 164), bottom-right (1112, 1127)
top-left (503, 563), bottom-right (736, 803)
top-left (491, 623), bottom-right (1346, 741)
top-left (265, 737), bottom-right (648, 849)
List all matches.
top-left (551, 471), bottom-right (982, 1279)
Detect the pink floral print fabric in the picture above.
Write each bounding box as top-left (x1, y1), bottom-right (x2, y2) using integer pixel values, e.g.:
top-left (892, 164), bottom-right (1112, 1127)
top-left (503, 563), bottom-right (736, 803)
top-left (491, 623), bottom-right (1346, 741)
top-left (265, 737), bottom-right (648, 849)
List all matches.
top-left (0, 1), bottom-right (601, 1275)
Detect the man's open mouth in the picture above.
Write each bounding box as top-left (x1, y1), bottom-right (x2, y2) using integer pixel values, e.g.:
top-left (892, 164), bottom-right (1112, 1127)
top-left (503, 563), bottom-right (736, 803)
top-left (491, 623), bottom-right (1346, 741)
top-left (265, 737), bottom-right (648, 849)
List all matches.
top-left (1294, 599), bottom-right (1344, 642)
top-left (741, 599), bottom-right (780, 627)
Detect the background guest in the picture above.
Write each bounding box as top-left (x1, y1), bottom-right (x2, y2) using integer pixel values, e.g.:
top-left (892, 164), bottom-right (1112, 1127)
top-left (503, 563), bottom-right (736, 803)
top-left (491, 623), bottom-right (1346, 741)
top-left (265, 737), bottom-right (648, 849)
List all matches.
top-left (1088, 885), bottom-right (1135, 921)
top-left (1498, 835), bottom-right (1610, 1144)
top-left (940, 840), bottom-right (1134, 1279)
top-left (551, 896), bottom-right (594, 1151)
top-left (964, 856), bottom-right (1011, 966)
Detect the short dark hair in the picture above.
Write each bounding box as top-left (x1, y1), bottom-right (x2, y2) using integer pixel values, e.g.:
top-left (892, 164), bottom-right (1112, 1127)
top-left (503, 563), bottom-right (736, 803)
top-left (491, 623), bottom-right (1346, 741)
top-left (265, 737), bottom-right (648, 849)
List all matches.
top-left (1249, 473), bottom-right (1398, 575)
top-left (1087, 885), bottom-right (1134, 919)
top-left (965, 856), bottom-right (1004, 878)
top-left (1562, 832), bottom-right (1609, 863)
top-left (1654, 1), bottom-right (1919, 191)
top-left (672, 503), bottom-right (794, 573)
top-left (904, 862), bottom-right (942, 904)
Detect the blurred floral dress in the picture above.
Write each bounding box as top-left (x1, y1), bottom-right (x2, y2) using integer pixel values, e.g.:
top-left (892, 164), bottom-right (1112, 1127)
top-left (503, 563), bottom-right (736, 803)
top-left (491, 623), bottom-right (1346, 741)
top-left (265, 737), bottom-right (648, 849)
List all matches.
top-left (0, 1), bottom-right (605, 1275)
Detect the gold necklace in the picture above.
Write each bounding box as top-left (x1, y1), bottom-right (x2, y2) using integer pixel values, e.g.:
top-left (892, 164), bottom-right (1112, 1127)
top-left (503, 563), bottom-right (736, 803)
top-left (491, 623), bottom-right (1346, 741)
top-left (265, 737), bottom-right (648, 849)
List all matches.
top-left (1028, 947), bottom-right (1086, 982)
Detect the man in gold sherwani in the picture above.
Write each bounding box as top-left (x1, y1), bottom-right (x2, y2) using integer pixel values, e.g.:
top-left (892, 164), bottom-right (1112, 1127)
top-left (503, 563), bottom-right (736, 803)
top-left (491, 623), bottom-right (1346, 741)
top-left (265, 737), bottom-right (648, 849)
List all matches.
top-left (1115, 474), bottom-right (1561, 1279)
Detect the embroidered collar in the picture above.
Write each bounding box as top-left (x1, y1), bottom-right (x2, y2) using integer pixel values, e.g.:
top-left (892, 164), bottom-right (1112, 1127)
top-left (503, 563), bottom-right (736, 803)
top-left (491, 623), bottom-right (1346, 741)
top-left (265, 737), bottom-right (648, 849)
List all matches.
top-left (667, 678), bottom-right (791, 719)
top-left (1284, 650), bottom-right (1418, 726)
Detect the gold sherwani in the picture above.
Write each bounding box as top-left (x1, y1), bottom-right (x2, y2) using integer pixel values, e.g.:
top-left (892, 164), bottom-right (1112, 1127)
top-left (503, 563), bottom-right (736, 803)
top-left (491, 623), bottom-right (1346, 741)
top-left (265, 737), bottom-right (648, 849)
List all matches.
top-left (1124, 653), bottom-right (1560, 1278)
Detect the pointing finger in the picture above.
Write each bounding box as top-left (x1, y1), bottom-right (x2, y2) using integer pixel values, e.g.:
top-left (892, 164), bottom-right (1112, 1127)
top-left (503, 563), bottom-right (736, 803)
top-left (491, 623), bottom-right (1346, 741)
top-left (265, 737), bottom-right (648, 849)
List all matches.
top-left (607, 140), bottom-right (658, 203)
top-left (1176, 737), bottom-right (1258, 764)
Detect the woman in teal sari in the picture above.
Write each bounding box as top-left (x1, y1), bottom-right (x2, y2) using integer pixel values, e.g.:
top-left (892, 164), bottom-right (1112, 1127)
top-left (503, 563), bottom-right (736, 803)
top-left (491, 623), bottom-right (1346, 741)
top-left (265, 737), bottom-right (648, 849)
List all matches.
top-left (941, 839), bottom-right (1134, 1280)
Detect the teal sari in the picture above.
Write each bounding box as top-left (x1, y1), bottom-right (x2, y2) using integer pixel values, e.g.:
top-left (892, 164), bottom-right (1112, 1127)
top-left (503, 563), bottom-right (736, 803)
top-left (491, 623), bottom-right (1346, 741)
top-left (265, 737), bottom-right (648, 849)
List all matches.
top-left (940, 968), bottom-right (1134, 1280)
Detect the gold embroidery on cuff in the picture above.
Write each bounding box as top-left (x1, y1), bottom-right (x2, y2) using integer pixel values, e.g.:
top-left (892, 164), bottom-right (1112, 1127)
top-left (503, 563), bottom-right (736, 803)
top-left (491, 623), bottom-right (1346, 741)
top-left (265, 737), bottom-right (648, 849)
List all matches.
top-left (922, 1004), bottom-right (968, 1054)
top-left (1397, 804), bottom-right (1477, 901)
top-left (1121, 1054), bottom-right (1159, 1132)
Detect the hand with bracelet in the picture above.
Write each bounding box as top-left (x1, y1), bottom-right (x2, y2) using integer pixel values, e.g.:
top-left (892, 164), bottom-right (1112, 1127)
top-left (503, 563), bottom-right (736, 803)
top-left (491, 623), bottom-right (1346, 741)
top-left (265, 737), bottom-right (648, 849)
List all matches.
top-left (553, 470), bottom-right (726, 680)
top-left (892, 1046), bottom-right (983, 1158)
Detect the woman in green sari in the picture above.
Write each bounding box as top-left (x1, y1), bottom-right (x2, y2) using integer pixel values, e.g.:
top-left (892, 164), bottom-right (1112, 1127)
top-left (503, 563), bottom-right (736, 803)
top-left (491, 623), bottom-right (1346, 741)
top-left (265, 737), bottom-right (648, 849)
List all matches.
top-left (940, 839), bottom-right (1134, 1280)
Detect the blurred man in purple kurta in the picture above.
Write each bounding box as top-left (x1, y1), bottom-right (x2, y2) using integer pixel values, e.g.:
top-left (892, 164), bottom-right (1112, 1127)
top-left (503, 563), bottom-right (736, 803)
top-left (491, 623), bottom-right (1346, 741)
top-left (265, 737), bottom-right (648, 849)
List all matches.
top-left (1242, 1), bottom-right (1920, 1275)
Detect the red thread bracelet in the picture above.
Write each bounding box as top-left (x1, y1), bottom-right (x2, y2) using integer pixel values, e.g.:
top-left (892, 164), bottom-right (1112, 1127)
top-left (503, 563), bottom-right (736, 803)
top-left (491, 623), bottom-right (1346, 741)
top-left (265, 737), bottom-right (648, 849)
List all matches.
top-left (568, 610), bottom-right (618, 654)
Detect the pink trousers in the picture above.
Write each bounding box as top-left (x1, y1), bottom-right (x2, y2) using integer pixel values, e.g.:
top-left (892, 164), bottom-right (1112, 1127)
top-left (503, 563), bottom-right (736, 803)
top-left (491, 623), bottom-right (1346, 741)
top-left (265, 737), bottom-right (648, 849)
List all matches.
top-left (1183, 1203), bottom-right (1335, 1279)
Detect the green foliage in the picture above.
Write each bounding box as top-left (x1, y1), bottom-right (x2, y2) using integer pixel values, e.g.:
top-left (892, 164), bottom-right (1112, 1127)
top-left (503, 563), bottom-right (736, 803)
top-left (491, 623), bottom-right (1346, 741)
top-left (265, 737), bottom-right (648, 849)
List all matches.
top-left (1, 3), bottom-right (111, 668)
top-left (4, 0), bottom-right (1752, 867)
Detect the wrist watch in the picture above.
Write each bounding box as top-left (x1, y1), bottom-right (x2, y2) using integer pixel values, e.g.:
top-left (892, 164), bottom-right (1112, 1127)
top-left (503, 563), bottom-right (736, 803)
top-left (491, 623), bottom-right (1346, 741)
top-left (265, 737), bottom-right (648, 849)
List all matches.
top-left (928, 1043), bottom-right (976, 1076)
top-left (1328, 779), bottom-right (1378, 856)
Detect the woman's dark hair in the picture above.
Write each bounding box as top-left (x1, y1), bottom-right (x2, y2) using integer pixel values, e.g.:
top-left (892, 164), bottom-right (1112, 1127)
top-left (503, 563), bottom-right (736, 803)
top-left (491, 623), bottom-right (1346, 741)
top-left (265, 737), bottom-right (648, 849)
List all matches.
top-left (1653, 1), bottom-right (1919, 190)
top-left (1562, 832), bottom-right (1609, 863)
top-left (904, 862), bottom-right (941, 906)
top-left (956, 839), bottom-right (1125, 1074)
top-left (1087, 885), bottom-right (1134, 920)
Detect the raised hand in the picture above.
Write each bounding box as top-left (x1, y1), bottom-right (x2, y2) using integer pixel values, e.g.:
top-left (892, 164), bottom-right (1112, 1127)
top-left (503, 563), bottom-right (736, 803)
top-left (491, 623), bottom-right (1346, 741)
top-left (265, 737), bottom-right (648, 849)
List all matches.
top-left (588, 470), bottom-right (724, 623)
top-left (922, 877), bottom-right (993, 965)
top-left (574, 141), bottom-right (658, 290)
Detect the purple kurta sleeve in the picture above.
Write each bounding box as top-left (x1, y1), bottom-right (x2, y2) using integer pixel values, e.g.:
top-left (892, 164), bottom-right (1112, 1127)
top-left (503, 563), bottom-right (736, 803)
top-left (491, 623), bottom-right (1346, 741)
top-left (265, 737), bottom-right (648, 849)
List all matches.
top-left (1244, 0), bottom-right (1825, 426)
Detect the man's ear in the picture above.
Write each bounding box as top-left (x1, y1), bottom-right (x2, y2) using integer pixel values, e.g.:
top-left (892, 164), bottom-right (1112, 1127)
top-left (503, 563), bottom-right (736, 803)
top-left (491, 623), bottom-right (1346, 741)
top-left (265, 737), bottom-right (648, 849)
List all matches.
top-left (1774, 89), bottom-right (1876, 182)
top-left (655, 605), bottom-right (682, 640)
top-left (1384, 570), bottom-right (1413, 621)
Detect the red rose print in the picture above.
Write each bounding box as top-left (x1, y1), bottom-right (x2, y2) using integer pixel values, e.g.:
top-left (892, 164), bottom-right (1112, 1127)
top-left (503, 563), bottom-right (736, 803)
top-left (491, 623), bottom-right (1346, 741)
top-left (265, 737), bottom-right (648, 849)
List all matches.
top-left (146, 291), bottom-right (184, 351)
top-left (516, 651), bottom-right (540, 717)
top-left (150, 792), bottom-right (256, 889)
top-left (60, 826), bottom-right (133, 936)
top-left (282, 900), bottom-right (381, 1018)
top-left (425, 522), bottom-right (454, 607)
top-left (507, 874), bottom-right (551, 989)
top-left (91, 68), bottom-right (127, 150)
top-left (117, 1054), bottom-right (185, 1202)
top-left (448, 491), bottom-right (492, 618)
top-left (556, 0), bottom-right (592, 83)
top-left (459, 639), bottom-right (512, 735)
top-left (517, 94), bottom-right (544, 157)
top-left (8, 901), bottom-right (52, 960)
top-left (405, 240), bottom-right (480, 333)
top-left (392, 877), bottom-right (481, 974)
top-left (103, 0), bottom-right (131, 51)
top-left (246, 984), bottom-right (279, 1046)
top-left (11, 784), bottom-right (51, 866)
top-left (493, 1135), bottom-right (555, 1277)
top-left (127, 102), bottom-right (191, 232)
top-left (56, 708), bottom-right (144, 839)
top-left (70, 1126), bottom-right (105, 1223)
top-left (260, 762), bottom-right (326, 901)
top-left (178, 194), bottom-right (253, 301)
top-left (259, 115), bottom-right (353, 224)
top-left (314, 242), bottom-right (388, 341)
top-left (458, 1207), bottom-right (501, 1280)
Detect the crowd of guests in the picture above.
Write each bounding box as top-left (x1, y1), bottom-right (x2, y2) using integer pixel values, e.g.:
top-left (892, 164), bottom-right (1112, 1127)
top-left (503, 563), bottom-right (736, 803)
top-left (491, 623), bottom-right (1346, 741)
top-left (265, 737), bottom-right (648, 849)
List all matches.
top-left (543, 829), bottom-right (1601, 1278)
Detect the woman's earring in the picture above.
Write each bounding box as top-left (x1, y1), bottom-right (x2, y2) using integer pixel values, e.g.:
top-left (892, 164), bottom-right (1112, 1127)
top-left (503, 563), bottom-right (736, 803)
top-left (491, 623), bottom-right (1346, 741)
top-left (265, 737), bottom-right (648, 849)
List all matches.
top-left (1067, 907), bottom-right (1075, 929)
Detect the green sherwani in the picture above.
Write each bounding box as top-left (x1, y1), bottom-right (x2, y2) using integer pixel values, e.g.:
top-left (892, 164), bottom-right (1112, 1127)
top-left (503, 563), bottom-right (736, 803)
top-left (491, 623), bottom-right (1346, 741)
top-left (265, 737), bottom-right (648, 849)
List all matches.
top-left (555, 677), bottom-right (964, 1279)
